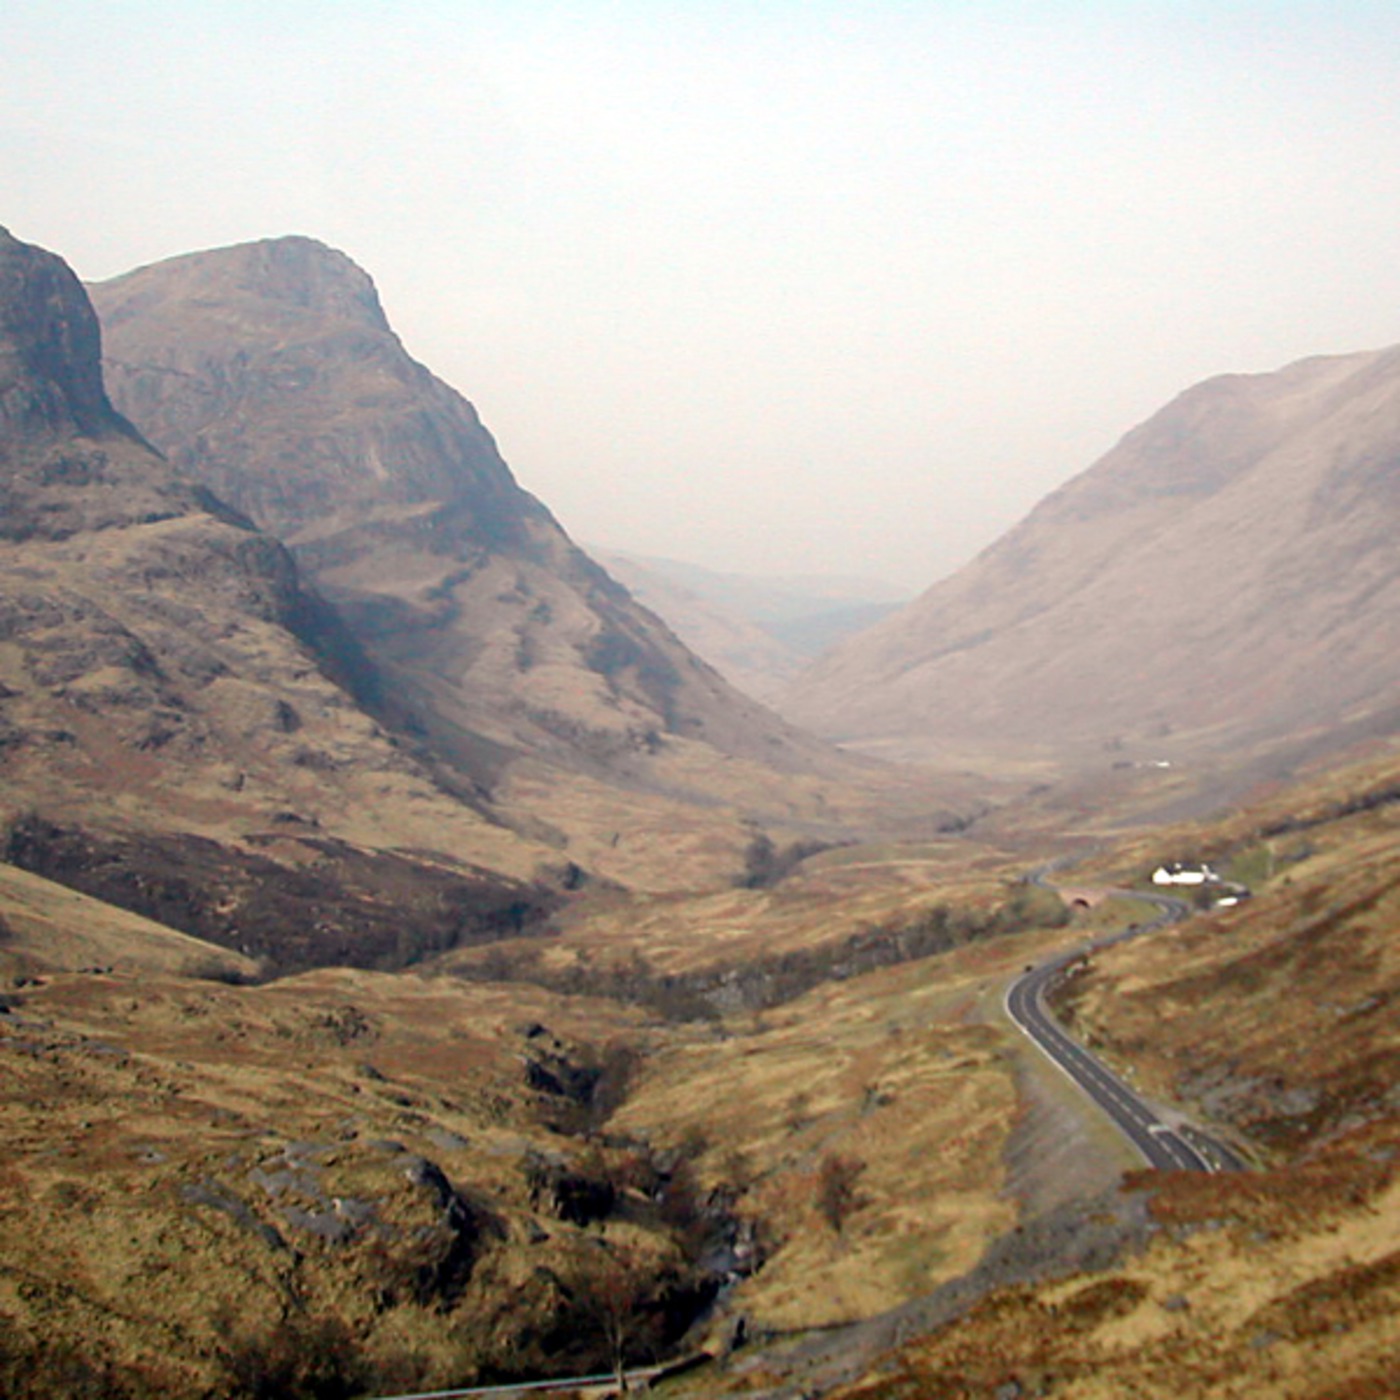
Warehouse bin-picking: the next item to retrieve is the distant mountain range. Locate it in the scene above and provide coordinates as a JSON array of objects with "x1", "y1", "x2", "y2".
[
  {"x1": 784, "y1": 345, "x2": 1400, "y2": 783},
  {"x1": 590, "y1": 549, "x2": 906, "y2": 703}
]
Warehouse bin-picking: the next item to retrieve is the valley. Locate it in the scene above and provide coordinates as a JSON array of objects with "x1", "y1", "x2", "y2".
[
  {"x1": 1, "y1": 221, "x2": 1398, "y2": 1400},
  {"x1": 7, "y1": 741, "x2": 1400, "y2": 1399}
]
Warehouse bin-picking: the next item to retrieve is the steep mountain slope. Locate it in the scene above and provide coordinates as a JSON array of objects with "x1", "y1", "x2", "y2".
[
  {"x1": 785, "y1": 347, "x2": 1400, "y2": 776},
  {"x1": 92, "y1": 239, "x2": 893, "y2": 886},
  {"x1": 0, "y1": 225, "x2": 555, "y2": 969}
]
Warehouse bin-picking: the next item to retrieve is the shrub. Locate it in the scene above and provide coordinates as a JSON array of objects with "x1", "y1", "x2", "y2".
[
  {"x1": 815, "y1": 1153, "x2": 866, "y2": 1235},
  {"x1": 218, "y1": 1311, "x2": 370, "y2": 1399}
]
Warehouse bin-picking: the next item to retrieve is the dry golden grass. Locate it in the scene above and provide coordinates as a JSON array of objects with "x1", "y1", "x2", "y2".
[
  {"x1": 784, "y1": 745, "x2": 1400, "y2": 1399},
  {"x1": 1060, "y1": 778, "x2": 1400, "y2": 1163},
  {"x1": 448, "y1": 838, "x2": 1021, "y2": 981},
  {"x1": 0, "y1": 822, "x2": 1107, "y2": 1388},
  {"x1": 611, "y1": 924, "x2": 1105, "y2": 1333},
  {"x1": 0, "y1": 863, "x2": 258, "y2": 980},
  {"x1": 816, "y1": 1121, "x2": 1400, "y2": 1400},
  {"x1": 0, "y1": 923, "x2": 672, "y2": 1392},
  {"x1": 643, "y1": 741, "x2": 1400, "y2": 1397},
  {"x1": 9, "y1": 736, "x2": 1400, "y2": 1394}
]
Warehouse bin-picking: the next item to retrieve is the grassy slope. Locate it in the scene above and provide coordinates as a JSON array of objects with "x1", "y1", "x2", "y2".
[
  {"x1": 0, "y1": 833, "x2": 1100, "y2": 1390},
  {"x1": 742, "y1": 744, "x2": 1400, "y2": 1399},
  {"x1": 0, "y1": 864, "x2": 258, "y2": 980},
  {"x1": 0, "y1": 880, "x2": 678, "y2": 1393},
  {"x1": 7, "y1": 741, "x2": 1400, "y2": 1397}
]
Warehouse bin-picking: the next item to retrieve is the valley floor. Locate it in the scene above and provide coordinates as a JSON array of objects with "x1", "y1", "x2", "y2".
[{"x1": 4, "y1": 744, "x2": 1400, "y2": 1397}]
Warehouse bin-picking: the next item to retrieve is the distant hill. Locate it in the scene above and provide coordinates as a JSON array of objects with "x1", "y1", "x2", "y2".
[
  {"x1": 91, "y1": 237, "x2": 906, "y2": 888},
  {"x1": 784, "y1": 345, "x2": 1400, "y2": 781},
  {"x1": 589, "y1": 550, "x2": 806, "y2": 704},
  {"x1": 593, "y1": 549, "x2": 906, "y2": 703},
  {"x1": 615, "y1": 554, "x2": 907, "y2": 654}
]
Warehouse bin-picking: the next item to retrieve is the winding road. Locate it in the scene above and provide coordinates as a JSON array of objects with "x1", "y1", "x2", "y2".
[{"x1": 1005, "y1": 890, "x2": 1246, "y2": 1173}]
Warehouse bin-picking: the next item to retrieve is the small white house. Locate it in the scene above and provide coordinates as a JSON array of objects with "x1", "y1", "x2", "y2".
[{"x1": 1152, "y1": 862, "x2": 1216, "y2": 887}]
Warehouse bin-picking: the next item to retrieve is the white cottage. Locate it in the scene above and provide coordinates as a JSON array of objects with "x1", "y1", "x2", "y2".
[{"x1": 1151, "y1": 862, "x2": 1216, "y2": 887}]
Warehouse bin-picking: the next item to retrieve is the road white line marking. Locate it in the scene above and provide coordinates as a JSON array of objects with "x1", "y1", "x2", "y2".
[{"x1": 1004, "y1": 898, "x2": 1231, "y2": 1176}]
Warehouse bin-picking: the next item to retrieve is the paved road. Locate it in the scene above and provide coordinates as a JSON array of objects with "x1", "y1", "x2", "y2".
[{"x1": 1005, "y1": 891, "x2": 1245, "y2": 1173}]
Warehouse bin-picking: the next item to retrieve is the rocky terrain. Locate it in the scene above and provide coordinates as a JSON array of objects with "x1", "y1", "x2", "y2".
[
  {"x1": 785, "y1": 346, "x2": 1400, "y2": 789},
  {"x1": 0, "y1": 871, "x2": 723, "y2": 1397},
  {"x1": 91, "y1": 240, "x2": 911, "y2": 891}
]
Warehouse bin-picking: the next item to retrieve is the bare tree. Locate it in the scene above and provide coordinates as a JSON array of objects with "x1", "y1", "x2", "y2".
[
  {"x1": 815, "y1": 1153, "x2": 866, "y2": 1235},
  {"x1": 570, "y1": 1242, "x2": 650, "y2": 1393}
]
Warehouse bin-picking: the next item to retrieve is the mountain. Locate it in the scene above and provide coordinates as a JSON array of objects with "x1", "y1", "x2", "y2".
[
  {"x1": 0, "y1": 225, "x2": 558, "y2": 970},
  {"x1": 611, "y1": 554, "x2": 906, "y2": 651},
  {"x1": 91, "y1": 238, "x2": 899, "y2": 889},
  {"x1": 590, "y1": 549, "x2": 906, "y2": 704},
  {"x1": 784, "y1": 346, "x2": 1400, "y2": 779},
  {"x1": 586, "y1": 550, "x2": 807, "y2": 703}
]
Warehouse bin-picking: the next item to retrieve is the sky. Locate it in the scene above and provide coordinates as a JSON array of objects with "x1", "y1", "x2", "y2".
[{"x1": 6, "y1": 2, "x2": 1400, "y2": 591}]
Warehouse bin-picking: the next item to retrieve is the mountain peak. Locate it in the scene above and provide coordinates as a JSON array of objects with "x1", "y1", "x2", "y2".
[
  {"x1": 94, "y1": 237, "x2": 875, "y2": 889},
  {"x1": 99, "y1": 235, "x2": 391, "y2": 338}
]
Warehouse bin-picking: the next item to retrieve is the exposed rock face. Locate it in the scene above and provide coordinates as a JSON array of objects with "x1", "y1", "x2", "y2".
[
  {"x1": 93, "y1": 237, "x2": 875, "y2": 886},
  {"x1": 0, "y1": 226, "x2": 554, "y2": 966},
  {"x1": 785, "y1": 346, "x2": 1400, "y2": 774},
  {"x1": 0, "y1": 223, "x2": 119, "y2": 441},
  {"x1": 93, "y1": 237, "x2": 539, "y2": 555},
  {"x1": 0, "y1": 226, "x2": 234, "y2": 543}
]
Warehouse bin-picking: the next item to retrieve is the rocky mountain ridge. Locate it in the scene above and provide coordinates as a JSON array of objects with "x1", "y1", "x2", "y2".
[{"x1": 92, "y1": 237, "x2": 897, "y2": 889}]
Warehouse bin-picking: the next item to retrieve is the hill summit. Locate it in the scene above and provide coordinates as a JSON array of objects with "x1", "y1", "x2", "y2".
[{"x1": 0, "y1": 226, "x2": 565, "y2": 969}]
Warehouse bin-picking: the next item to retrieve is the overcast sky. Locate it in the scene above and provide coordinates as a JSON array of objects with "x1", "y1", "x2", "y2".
[{"x1": 7, "y1": 2, "x2": 1400, "y2": 590}]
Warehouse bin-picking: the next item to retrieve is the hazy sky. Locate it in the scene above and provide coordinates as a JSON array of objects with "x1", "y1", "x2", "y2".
[{"x1": 7, "y1": 2, "x2": 1400, "y2": 590}]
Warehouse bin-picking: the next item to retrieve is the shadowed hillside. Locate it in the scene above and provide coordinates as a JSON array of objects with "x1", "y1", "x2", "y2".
[
  {"x1": 92, "y1": 238, "x2": 933, "y2": 889},
  {"x1": 0, "y1": 224, "x2": 561, "y2": 970}
]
